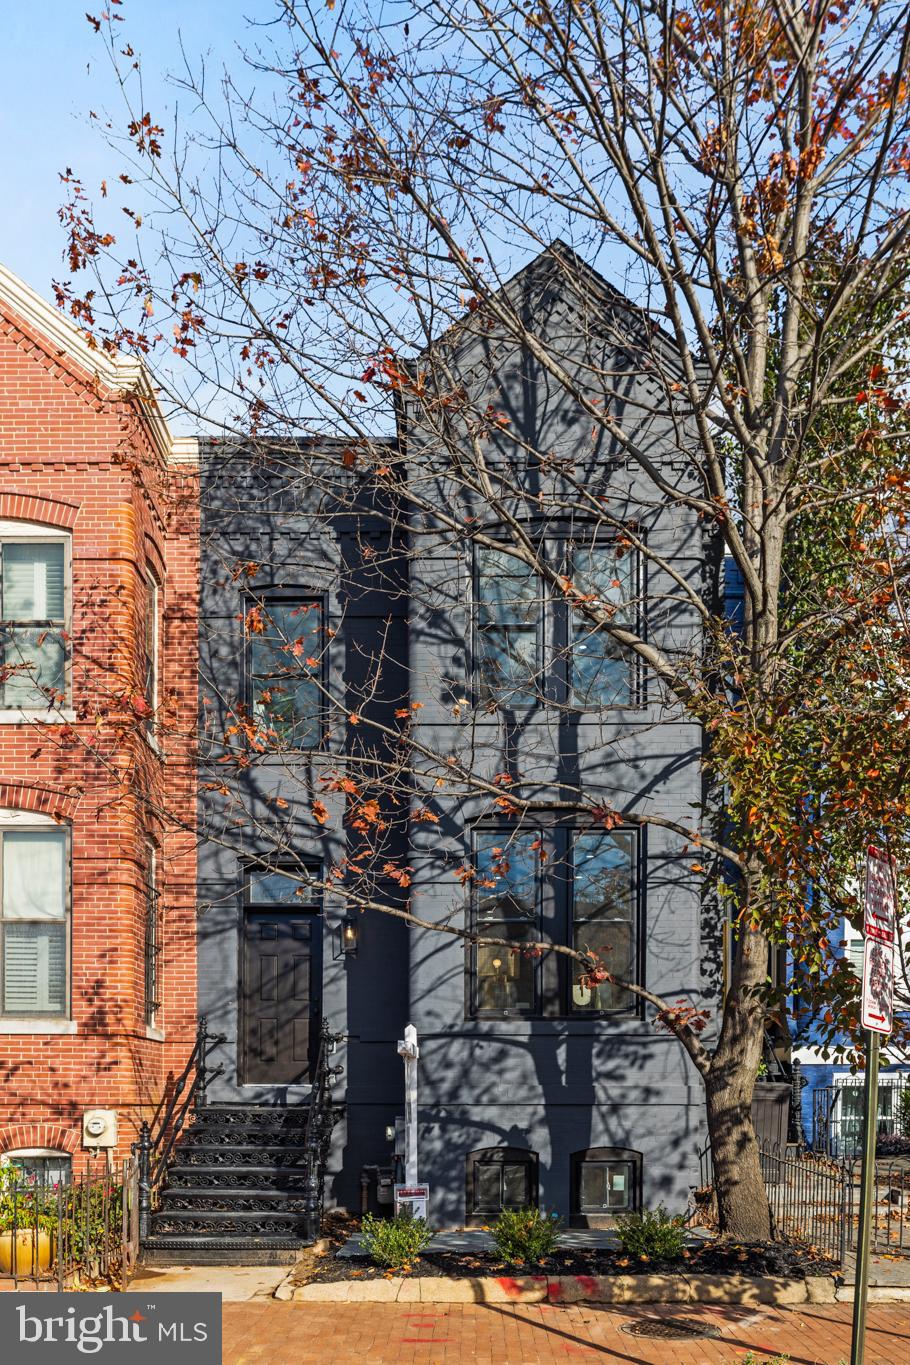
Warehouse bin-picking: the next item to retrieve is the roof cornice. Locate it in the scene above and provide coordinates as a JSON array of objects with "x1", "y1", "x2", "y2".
[{"x1": 0, "y1": 262, "x2": 189, "y2": 465}]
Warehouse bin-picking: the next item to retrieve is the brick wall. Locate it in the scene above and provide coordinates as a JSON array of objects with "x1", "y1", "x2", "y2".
[{"x1": 0, "y1": 285, "x2": 198, "y2": 1170}]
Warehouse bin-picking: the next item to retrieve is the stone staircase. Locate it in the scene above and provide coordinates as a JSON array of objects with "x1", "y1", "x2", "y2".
[{"x1": 142, "y1": 1105, "x2": 319, "y2": 1265}]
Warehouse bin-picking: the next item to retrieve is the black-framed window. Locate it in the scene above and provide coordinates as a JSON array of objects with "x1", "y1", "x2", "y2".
[
  {"x1": 473, "y1": 831, "x2": 540, "y2": 1015},
  {"x1": 566, "y1": 544, "x2": 638, "y2": 707},
  {"x1": 570, "y1": 829, "x2": 637, "y2": 1013},
  {"x1": 475, "y1": 549, "x2": 541, "y2": 705},
  {"x1": 0, "y1": 823, "x2": 70, "y2": 1017},
  {"x1": 245, "y1": 865, "x2": 322, "y2": 910},
  {"x1": 470, "y1": 824, "x2": 641, "y2": 1019},
  {"x1": 570, "y1": 1147, "x2": 642, "y2": 1225},
  {"x1": 466, "y1": 1147, "x2": 538, "y2": 1223},
  {"x1": 472, "y1": 535, "x2": 639, "y2": 709},
  {"x1": 143, "y1": 845, "x2": 160, "y2": 1028},
  {"x1": 0, "y1": 534, "x2": 69, "y2": 710},
  {"x1": 247, "y1": 597, "x2": 323, "y2": 747}
]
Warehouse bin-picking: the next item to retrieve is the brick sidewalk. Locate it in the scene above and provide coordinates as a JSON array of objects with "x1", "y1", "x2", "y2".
[{"x1": 222, "y1": 1299, "x2": 910, "y2": 1364}]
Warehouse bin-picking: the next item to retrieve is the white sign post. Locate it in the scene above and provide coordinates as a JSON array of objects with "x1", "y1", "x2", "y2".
[
  {"x1": 861, "y1": 846, "x2": 897, "y2": 1034},
  {"x1": 395, "y1": 1023, "x2": 429, "y2": 1218},
  {"x1": 851, "y1": 847, "x2": 898, "y2": 1365}
]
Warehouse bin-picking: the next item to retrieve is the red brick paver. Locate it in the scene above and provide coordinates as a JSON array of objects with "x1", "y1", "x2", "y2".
[{"x1": 222, "y1": 1300, "x2": 910, "y2": 1364}]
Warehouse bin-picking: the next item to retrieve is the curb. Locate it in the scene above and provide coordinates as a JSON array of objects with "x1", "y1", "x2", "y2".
[
  {"x1": 281, "y1": 1273, "x2": 838, "y2": 1306},
  {"x1": 834, "y1": 1285, "x2": 910, "y2": 1303}
]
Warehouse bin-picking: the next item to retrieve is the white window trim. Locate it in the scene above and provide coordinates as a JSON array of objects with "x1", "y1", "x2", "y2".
[
  {"x1": 0, "y1": 520, "x2": 72, "y2": 718},
  {"x1": 1, "y1": 1148, "x2": 72, "y2": 1161},
  {"x1": 143, "y1": 567, "x2": 160, "y2": 751},
  {"x1": 0, "y1": 709, "x2": 77, "y2": 726},
  {"x1": 144, "y1": 843, "x2": 159, "y2": 1031}
]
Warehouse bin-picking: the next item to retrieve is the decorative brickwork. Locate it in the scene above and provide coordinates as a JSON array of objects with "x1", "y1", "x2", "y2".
[{"x1": 0, "y1": 267, "x2": 198, "y2": 1172}]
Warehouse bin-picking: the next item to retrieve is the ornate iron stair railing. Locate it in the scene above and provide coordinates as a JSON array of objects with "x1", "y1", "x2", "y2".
[
  {"x1": 302, "y1": 1020, "x2": 345, "y2": 1241},
  {"x1": 135, "y1": 1016, "x2": 226, "y2": 1240}
]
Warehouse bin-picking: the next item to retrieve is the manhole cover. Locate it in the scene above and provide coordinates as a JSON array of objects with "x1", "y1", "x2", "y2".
[{"x1": 620, "y1": 1317, "x2": 723, "y2": 1340}]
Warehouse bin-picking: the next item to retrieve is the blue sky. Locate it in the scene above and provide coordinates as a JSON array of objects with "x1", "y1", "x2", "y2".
[{"x1": 0, "y1": 0, "x2": 252, "y2": 302}]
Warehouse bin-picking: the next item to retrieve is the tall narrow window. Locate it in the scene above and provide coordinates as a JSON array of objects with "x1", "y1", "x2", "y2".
[
  {"x1": 0, "y1": 535, "x2": 68, "y2": 710},
  {"x1": 473, "y1": 830, "x2": 540, "y2": 1015},
  {"x1": 142, "y1": 570, "x2": 158, "y2": 734},
  {"x1": 0, "y1": 824, "x2": 69, "y2": 1016},
  {"x1": 475, "y1": 549, "x2": 541, "y2": 705},
  {"x1": 143, "y1": 846, "x2": 160, "y2": 1027},
  {"x1": 569, "y1": 544, "x2": 637, "y2": 706},
  {"x1": 249, "y1": 599, "x2": 323, "y2": 747},
  {"x1": 571, "y1": 830, "x2": 637, "y2": 1012}
]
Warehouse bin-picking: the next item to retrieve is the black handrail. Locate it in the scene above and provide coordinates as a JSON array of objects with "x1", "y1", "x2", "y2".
[
  {"x1": 302, "y1": 1019, "x2": 344, "y2": 1242},
  {"x1": 134, "y1": 1016, "x2": 225, "y2": 1238}
]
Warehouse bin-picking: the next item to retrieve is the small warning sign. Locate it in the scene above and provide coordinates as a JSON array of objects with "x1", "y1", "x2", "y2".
[
  {"x1": 393, "y1": 1183, "x2": 429, "y2": 1220},
  {"x1": 862, "y1": 847, "x2": 897, "y2": 1035}
]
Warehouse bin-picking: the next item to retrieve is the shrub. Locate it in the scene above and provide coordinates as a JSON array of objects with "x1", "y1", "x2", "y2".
[
  {"x1": 875, "y1": 1133, "x2": 910, "y2": 1158},
  {"x1": 898, "y1": 1086, "x2": 910, "y2": 1139},
  {"x1": 360, "y1": 1211, "x2": 433, "y2": 1269},
  {"x1": 0, "y1": 1165, "x2": 57, "y2": 1236},
  {"x1": 491, "y1": 1207, "x2": 562, "y2": 1264},
  {"x1": 614, "y1": 1206, "x2": 686, "y2": 1260}
]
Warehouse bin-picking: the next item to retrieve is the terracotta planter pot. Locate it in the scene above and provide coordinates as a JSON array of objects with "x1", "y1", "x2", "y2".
[{"x1": 0, "y1": 1229, "x2": 54, "y2": 1274}]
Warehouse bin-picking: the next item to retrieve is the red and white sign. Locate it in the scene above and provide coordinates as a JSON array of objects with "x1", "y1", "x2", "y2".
[
  {"x1": 394, "y1": 1183, "x2": 430, "y2": 1220},
  {"x1": 861, "y1": 847, "x2": 897, "y2": 1034}
]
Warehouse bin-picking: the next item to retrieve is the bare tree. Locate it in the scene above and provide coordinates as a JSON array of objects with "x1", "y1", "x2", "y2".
[{"x1": 59, "y1": 0, "x2": 910, "y2": 1238}]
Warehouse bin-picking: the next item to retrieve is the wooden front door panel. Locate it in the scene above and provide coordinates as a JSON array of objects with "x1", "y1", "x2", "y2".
[{"x1": 242, "y1": 912, "x2": 318, "y2": 1084}]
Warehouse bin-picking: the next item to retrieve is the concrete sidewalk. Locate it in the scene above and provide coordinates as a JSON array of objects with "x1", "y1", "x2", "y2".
[
  {"x1": 221, "y1": 1299, "x2": 910, "y2": 1363},
  {"x1": 129, "y1": 1264, "x2": 288, "y2": 1301}
]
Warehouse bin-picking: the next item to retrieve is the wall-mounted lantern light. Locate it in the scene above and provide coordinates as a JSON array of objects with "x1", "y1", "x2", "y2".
[{"x1": 334, "y1": 912, "x2": 359, "y2": 959}]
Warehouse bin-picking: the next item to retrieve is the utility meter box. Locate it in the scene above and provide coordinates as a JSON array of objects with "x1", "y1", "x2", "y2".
[{"x1": 82, "y1": 1109, "x2": 118, "y2": 1149}]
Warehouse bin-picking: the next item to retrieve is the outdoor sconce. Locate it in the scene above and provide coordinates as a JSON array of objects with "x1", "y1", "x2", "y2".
[{"x1": 334, "y1": 913, "x2": 360, "y2": 959}]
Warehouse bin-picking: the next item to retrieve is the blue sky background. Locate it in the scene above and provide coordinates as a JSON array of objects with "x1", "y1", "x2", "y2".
[{"x1": 0, "y1": 1, "x2": 253, "y2": 302}]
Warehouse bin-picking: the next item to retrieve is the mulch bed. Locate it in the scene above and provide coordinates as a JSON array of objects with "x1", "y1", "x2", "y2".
[{"x1": 293, "y1": 1213, "x2": 837, "y2": 1286}]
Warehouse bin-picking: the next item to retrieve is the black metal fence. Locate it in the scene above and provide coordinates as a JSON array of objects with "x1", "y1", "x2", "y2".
[
  {"x1": 812, "y1": 1075, "x2": 910, "y2": 1156},
  {"x1": 699, "y1": 1139, "x2": 850, "y2": 1263},
  {"x1": 0, "y1": 1157, "x2": 139, "y2": 1290},
  {"x1": 698, "y1": 1137, "x2": 910, "y2": 1262},
  {"x1": 843, "y1": 1156, "x2": 910, "y2": 1256}
]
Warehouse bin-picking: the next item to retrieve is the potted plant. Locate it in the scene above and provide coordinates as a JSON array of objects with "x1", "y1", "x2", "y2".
[{"x1": 0, "y1": 1166, "x2": 57, "y2": 1274}]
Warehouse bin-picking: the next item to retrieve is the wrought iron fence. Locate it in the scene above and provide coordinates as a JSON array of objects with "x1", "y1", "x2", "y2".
[
  {"x1": 698, "y1": 1139, "x2": 850, "y2": 1263},
  {"x1": 698, "y1": 1135, "x2": 910, "y2": 1262},
  {"x1": 843, "y1": 1156, "x2": 910, "y2": 1256},
  {"x1": 0, "y1": 1156, "x2": 139, "y2": 1290},
  {"x1": 812, "y1": 1075, "x2": 910, "y2": 1156}
]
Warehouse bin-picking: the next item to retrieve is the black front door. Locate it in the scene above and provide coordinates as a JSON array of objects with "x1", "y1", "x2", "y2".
[{"x1": 241, "y1": 912, "x2": 319, "y2": 1084}]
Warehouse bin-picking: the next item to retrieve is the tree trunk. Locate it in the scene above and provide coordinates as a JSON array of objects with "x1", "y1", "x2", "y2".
[
  {"x1": 705, "y1": 914, "x2": 774, "y2": 1241},
  {"x1": 705, "y1": 1065, "x2": 772, "y2": 1241}
]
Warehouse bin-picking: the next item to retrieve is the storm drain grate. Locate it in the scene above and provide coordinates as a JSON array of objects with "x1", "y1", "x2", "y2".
[{"x1": 620, "y1": 1316, "x2": 723, "y2": 1341}]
